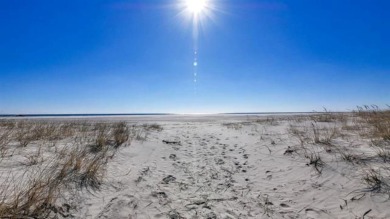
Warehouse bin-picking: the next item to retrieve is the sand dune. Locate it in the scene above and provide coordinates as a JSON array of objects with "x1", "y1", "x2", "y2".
[{"x1": 0, "y1": 113, "x2": 389, "y2": 218}]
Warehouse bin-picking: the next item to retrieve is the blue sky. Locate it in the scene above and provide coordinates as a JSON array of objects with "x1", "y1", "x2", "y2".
[{"x1": 0, "y1": 0, "x2": 389, "y2": 114}]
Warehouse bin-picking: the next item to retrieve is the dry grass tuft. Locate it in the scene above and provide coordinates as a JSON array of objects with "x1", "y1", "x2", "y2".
[
  {"x1": 362, "y1": 169, "x2": 389, "y2": 193},
  {"x1": 311, "y1": 122, "x2": 340, "y2": 147},
  {"x1": 90, "y1": 123, "x2": 109, "y2": 153},
  {"x1": 307, "y1": 151, "x2": 324, "y2": 174},
  {"x1": 112, "y1": 122, "x2": 130, "y2": 147},
  {"x1": 77, "y1": 152, "x2": 108, "y2": 190},
  {"x1": 0, "y1": 162, "x2": 72, "y2": 219},
  {"x1": 288, "y1": 122, "x2": 340, "y2": 150},
  {"x1": 23, "y1": 152, "x2": 44, "y2": 166},
  {"x1": 255, "y1": 117, "x2": 278, "y2": 126},
  {"x1": 288, "y1": 125, "x2": 310, "y2": 147},
  {"x1": 142, "y1": 123, "x2": 163, "y2": 132},
  {"x1": 0, "y1": 129, "x2": 13, "y2": 159},
  {"x1": 0, "y1": 119, "x2": 136, "y2": 218},
  {"x1": 339, "y1": 150, "x2": 359, "y2": 163},
  {"x1": 222, "y1": 123, "x2": 243, "y2": 130},
  {"x1": 370, "y1": 140, "x2": 390, "y2": 162},
  {"x1": 0, "y1": 147, "x2": 111, "y2": 217},
  {"x1": 15, "y1": 122, "x2": 34, "y2": 147},
  {"x1": 310, "y1": 108, "x2": 347, "y2": 123},
  {"x1": 355, "y1": 105, "x2": 390, "y2": 140}
]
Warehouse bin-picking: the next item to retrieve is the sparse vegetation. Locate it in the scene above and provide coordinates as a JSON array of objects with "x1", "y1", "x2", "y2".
[
  {"x1": 112, "y1": 122, "x2": 130, "y2": 147},
  {"x1": 0, "y1": 107, "x2": 389, "y2": 218},
  {"x1": 371, "y1": 140, "x2": 390, "y2": 162},
  {"x1": 254, "y1": 117, "x2": 278, "y2": 126},
  {"x1": 288, "y1": 106, "x2": 390, "y2": 197},
  {"x1": 288, "y1": 121, "x2": 340, "y2": 152},
  {"x1": 311, "y1": 108, "x2": 340, "y2": 123},
  {"x1": 307, "y1": 151, "x2": 324, "y2": 174},
  {"x1": 258, "y1": 194, "x2": 274, "y2": 216},
  {"x1": 0, "y1": 119, "x2": 138, "y2": 218},
  {"x1": 354, "y1": 105, "x2": 390, "y2": 140},
  {"x1": 363, "y1": 169, "x2": 389, "y2": 193},
  {"x1": 339, "y1": 149, "x2": 360, "y2": 164},
  {"x1": 222, "y1": 122, "x2": 243, "y2": 130},
  {"x1": 90, "y1": 123, "x2": 109, "y2": 153},
  {"x1": 142, "y1": 123, "x2": 163, "y2": 132},
  {"x1": 311, "y1": 122, "x2": 340, "y2": 146},
  {"x1": 0, "y1": 128, "x2": 13, "y2": 159}
]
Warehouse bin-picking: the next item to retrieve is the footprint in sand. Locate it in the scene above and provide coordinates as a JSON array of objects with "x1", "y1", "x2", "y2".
[
  {"x1": 161, "y1": 175, "x2": 176, "y2": 184},
  {"x1": 280, "y1": 203, "x2": 290, "y2": 208},
  {"x1": 169, "y1": 154, "x2": 177, "y2": 161},
  {"x1": 96, "y1": 195, "x2": 137, "y2": 219},
  {"x1": 304, "y1": 208, "x2": 332, "y2": 219},
  {"x1": 215, "y1": 158, "x2": 225, "y2": 165}
]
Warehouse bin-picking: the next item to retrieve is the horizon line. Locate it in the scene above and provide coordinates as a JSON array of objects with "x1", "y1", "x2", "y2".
[{"x1": 0, "y1": 111, "x2": 352, "y2": 118}]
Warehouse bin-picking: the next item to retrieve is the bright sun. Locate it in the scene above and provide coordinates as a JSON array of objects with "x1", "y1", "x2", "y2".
[{"x1": 185, "y1": 0, "x2": 208, "y2": 14}]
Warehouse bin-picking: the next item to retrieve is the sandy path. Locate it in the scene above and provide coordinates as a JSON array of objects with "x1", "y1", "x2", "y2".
[{"x1": 73, "y1": 118, "x2": 389, "y2": 219}]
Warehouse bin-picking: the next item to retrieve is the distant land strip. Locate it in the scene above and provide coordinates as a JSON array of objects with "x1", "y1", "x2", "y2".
[{"x1": 0, "y1": 112, "x2": 349, "y2": 118}]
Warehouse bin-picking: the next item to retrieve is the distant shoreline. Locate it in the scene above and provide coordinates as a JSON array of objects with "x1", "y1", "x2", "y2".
[{"x1": 0, "y1": 111, "x2": 348, "y2": 118}]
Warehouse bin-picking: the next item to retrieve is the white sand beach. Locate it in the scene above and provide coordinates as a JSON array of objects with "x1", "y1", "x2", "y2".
[{"x1": 0, "y1": 113, "x2": 389, "y2": 218}]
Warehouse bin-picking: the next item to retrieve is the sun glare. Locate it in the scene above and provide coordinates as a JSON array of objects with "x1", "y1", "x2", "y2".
[
  {"x1": 178, "y1": 0, "x2": 217, "y2": 95},
  {"x1": 186, "y1": 0, "x2": 208, "y2": 14}
]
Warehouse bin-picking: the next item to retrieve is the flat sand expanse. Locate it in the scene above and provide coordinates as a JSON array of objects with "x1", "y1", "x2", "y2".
[{"x1": 1, "y1": 114, "x2": 389, "y2": 218}]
